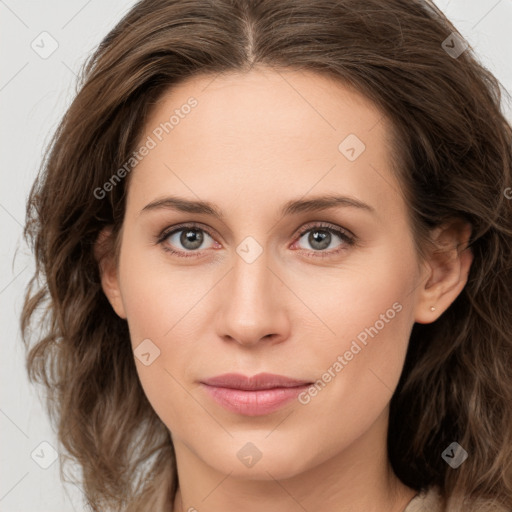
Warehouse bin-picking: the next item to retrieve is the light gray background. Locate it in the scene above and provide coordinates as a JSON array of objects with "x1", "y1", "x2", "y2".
[{"x1": 1, "y1": 1, "x2": 511, "y2": 511}]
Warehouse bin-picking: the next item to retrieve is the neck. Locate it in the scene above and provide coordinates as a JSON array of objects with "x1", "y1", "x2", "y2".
[{"x1": 171, "y1": 408, "x2": 417, "y2": 512}]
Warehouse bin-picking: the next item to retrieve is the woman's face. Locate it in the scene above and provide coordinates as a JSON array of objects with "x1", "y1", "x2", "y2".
[{"x1": 102, "y1": 67, "x2": 431, "y2": 480}]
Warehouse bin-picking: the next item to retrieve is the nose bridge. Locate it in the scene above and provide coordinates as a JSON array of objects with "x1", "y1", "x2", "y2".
[
  {"x1": 231, "y1": 243, "x2": 275, "y2": 317},
  {"x1": 217, "y1": 239, "x2": 289, "y2": 345}
]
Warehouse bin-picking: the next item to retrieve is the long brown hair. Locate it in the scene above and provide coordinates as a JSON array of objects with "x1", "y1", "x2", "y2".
[{"x1": 21, "y1": 1, "x2": 512, "y2": 510}]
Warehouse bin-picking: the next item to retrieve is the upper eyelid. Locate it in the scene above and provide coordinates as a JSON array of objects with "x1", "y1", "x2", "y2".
[
  {"x1": 297, "y1": 222, "x2": 354, "y2": 238},
  {"x1": 162, "y1": 222, "x2": 216, "y2": 239}
]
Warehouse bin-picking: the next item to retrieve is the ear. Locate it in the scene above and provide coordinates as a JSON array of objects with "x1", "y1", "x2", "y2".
[
  {"x1": 414, "y1": 219, "x2": 473, "y2": 324},
  {"x1": 94, "y1": 226, "x2": 127, "y2": 319}
]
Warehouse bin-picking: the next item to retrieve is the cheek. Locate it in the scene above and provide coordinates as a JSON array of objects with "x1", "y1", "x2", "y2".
[
  {"x1": 293, "y1": 241, "x2": 418, "y2": 404},
  {"x1": 116, "y1": 239, "x2": 212, "y2": 429},
  {"x1": 117, "y1": 235, "x2": 198, "y2": 342},
  {"x1": 297, "y1": 240, "x2": 416, "y2": 352}
]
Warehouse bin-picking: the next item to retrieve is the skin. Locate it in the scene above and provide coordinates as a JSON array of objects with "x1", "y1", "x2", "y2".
[{"x1": 97, "y1": 67, "x2": 473, "y2": 512}]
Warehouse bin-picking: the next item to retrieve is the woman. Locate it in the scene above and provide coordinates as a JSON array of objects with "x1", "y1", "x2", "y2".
[{"x1": 21, "y1": 0, "x2": 512, "y2": 511}]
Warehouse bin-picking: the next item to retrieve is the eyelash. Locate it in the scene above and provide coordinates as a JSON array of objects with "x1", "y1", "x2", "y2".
[{"x1": 156, "y1": 221, "x2": 356, "y2": 259}]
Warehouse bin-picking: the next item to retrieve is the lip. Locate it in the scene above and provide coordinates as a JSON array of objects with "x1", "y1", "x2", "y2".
[{"x1": 200, "y1": 372, "x2": 312, "y2": 416}]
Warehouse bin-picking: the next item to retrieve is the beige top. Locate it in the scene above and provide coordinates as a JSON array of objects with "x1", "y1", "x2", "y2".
[
  {"x1": 404, "y1": 488, "x2": 443, "y2": 511},
  {"x1": 403, "y1": 487, "x2": 508, "y2": 512}
]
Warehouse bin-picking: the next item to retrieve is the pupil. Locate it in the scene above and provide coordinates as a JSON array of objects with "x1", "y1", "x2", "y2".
[
  {"x1": 181, "y1": 229, "x2": 203, "y2": 249},
  {"x1": 310, "y1": 230, "x2": 330, "y2": 250}
]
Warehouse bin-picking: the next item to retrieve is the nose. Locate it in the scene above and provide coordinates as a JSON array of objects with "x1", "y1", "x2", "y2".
[{"x1": 215, "y1": 247, "x2": 291, "y2": 347}]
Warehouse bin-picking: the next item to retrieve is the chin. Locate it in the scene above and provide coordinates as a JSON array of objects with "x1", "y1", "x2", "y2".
[{"x1": 197, "y1": 437, "x2": 316, "y2": 481}]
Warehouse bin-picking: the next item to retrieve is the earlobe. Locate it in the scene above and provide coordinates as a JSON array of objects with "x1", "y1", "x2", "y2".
[
  {"x1": 94, "y1": 227, "x2": 127, "y2": 319},
  {"x1": 414, "y1": 220, "x2": 473, "y2": 324}
]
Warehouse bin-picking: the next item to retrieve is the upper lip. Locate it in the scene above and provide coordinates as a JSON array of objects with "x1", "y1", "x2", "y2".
[{"x1": 201, "y1": 372, "x2": 312, "y2": 391}]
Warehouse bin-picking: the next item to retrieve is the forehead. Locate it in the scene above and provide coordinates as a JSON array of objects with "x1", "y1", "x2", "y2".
[
  {"x1": 146, "y1": 67, "x2": 389, "y2": 150},
  {"x1": 127, "y1": 67, "x2": 404, "y2": 221}
]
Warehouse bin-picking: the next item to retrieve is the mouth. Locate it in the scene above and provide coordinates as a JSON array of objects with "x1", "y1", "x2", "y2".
[{"x1": 200, "y1": 372, "x2": 313, "y2": 416}]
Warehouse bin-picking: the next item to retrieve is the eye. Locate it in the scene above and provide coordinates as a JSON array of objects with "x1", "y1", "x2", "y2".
[
  {"x1": 293, "y1": 222, "x2": 355, "y2": 258},
  {"x1": 156, "y1": 221, "x2": 356, "y2": 259},
  {"x1": 157, "y1": 223, "x2": 218, "y2": 258}
]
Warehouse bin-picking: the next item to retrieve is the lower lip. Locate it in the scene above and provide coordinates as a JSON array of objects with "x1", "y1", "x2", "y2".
[{"x1": 201, "y1": 384, "x2": 310, "y2": 416}]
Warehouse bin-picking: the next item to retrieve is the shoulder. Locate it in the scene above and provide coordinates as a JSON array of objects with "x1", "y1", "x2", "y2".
[{"x1": 404, "y1": 486, "x2": 509, "y2": 512}]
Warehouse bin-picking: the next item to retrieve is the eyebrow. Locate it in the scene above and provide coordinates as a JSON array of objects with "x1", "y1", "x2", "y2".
[{"x1": 140, "y1": 194, "x2": 376, "y2": 218}]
